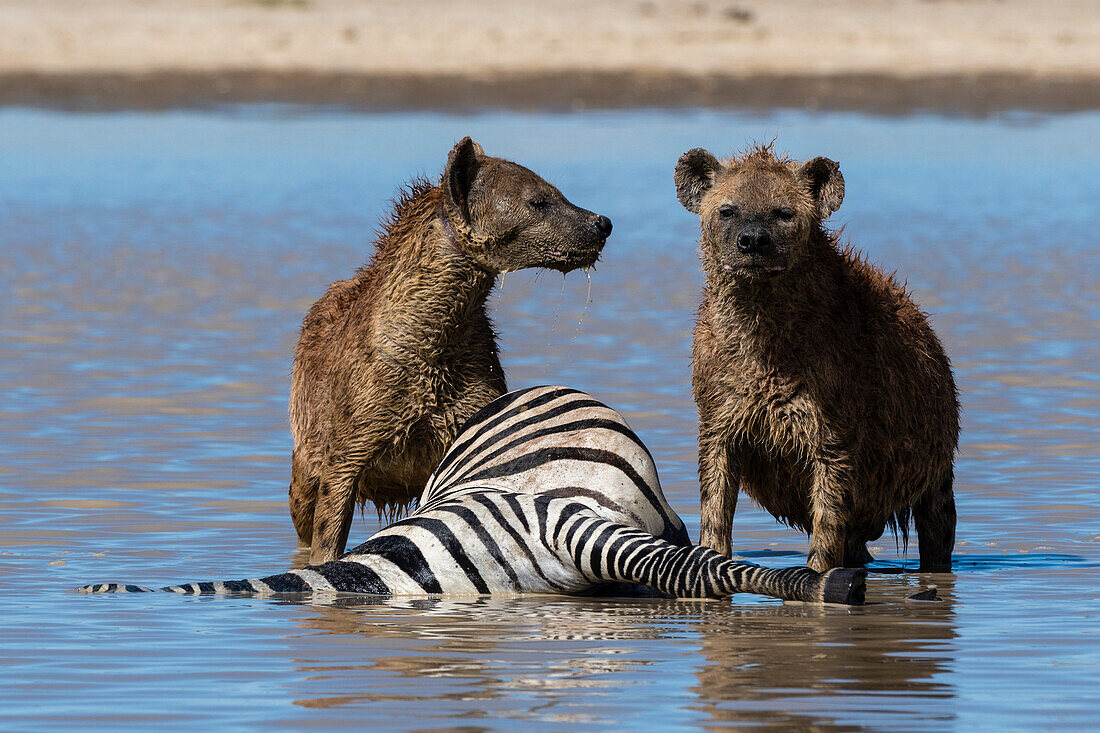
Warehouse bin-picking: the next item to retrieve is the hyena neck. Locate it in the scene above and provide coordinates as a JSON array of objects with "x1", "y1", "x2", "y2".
[
  {"x1": 370, "y1": 186, "x2": 497, "y2": 359},
  {"x1": 709, "y1": 229, "x2": 845, "y2": 353}
]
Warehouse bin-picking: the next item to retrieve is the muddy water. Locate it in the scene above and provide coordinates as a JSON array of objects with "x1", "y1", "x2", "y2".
[{"x1": 1, "y1": 108, "x2": 1098, "y2": 730}]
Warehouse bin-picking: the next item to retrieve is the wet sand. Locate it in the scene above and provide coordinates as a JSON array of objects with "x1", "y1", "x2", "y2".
[
  {"x1": 8, "y1": 70, "x2": 1100, "y2": 115},
  {"x1": 3, "y1": 0, "x2": 1100, "y2": 113}
]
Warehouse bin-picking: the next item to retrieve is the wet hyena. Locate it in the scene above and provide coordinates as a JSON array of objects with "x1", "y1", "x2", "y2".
[
  {"x1": 290, "y1": 137, "x2": 613, "y2": 564},
  {"x1": 676, "y1": 143, "x2": 959, "y2": 572}
]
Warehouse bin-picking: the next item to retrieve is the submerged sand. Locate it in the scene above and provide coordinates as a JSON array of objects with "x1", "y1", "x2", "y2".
[{"x1": 2, "y1": 0, "x2": 1099, "y2": 112}]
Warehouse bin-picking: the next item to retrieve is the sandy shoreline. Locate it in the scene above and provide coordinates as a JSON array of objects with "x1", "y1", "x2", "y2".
[{"x1": 3, "y1": 0, "x2": 1100, "y2": 113}]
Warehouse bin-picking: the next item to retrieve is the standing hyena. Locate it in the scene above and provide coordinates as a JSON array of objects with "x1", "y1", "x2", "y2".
[
  {"x1": 290, "y1": 137, "x2": 613, "y2": 564},
  {"x1": 674, "y1": 143, "x2": 959, "y2": 572}
]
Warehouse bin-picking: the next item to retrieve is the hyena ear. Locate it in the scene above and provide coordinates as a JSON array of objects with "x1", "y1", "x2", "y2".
[
  {"x1": 674, "y1": 148, "x2": 721, "y2": 214},
  {"x1": 443, "y1": 136, "x2": 483, "y2": 225},
  {"x1": 798, "y1": 156, "x2": 845, "y2": 217}
]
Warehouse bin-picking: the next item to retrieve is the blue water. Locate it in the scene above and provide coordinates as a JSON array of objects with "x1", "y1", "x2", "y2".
[{"x1": 1, "y1": 107, "x2": 1098, "y2": 730}]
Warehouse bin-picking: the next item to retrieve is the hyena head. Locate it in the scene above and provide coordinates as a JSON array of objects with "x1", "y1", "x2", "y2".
[
  {"x1": 674, "y1": 143, "x2": 845, "y2": 283},
  {"x1": 441, "y1": 137, "x2": 612, "y2": 273}
]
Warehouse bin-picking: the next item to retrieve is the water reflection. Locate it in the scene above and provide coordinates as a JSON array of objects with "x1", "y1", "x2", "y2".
[
  {"x1": 690, "y1": 582, "x2": 957, "y2": 728},
  {"x1": 260, "y1": 577, "x2": 957, "y2": 729}
]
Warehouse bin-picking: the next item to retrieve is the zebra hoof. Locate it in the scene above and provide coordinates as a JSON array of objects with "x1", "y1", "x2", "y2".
[{"x1": 819, "y1": 568, "x2": 867, "y2": 605}]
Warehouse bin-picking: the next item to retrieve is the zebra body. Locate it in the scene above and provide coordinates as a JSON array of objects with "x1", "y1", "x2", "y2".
[{"x1": 79, "y1": 387, "x2": 865, "y2": 604}]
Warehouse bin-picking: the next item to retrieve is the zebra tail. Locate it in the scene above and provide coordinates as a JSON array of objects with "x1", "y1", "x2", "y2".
[{"x1": 566, "y1": 517, "x2": 866, "y2": 605}]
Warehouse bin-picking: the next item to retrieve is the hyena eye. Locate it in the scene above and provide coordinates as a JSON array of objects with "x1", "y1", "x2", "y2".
[
  {"x1": 774, "y1": 207, "x2": 795, "y2": 221},
  {"x1": 719, "y1": 205, "x2": 737, "y2": 219},
  {"x1": 528, "y1": 198, "x2": 551, "y2": 211}
]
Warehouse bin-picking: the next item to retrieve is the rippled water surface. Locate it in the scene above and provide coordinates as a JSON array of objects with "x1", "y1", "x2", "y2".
[{"x1": 2, "y1": 108, "x2": 1098, "y2": 730}]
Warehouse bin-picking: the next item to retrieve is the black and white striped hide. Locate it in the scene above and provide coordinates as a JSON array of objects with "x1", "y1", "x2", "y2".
[{"x1": 79, "y1": 386, "x2": 866, "y2": 605}]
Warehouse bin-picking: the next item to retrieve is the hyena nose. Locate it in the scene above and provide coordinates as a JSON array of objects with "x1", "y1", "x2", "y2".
[
  {"x1": 737, "y1": 228, "x2": 772, "y2": 254},
  {"x1": 594, "y1": 215, "x2": 613, "y2": 238}
]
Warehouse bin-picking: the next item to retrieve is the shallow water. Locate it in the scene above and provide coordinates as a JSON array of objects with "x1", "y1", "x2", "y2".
[{"x1": 1, "y1": 107, "x2": 1098, "y2": 730}]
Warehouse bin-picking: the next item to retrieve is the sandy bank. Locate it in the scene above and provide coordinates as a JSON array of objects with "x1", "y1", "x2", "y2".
[{"x1": 2, "y1": 0, "x2": 1098, "y2": 112}]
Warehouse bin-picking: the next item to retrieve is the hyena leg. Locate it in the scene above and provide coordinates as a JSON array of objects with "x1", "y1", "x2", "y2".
[
  {"x1": 309, "y1": 457, "x2": 365, "y2": 565},
  {"x1": 841, "y1": 537, "x2": 876, "y2": 566},
  {"x1": 289, "y1": 448, "x2": 319, "y2": 547},
  {"x1": 699, "y1": 437, "x2": 737, "y2": 556},
  {"x1": 807, "y1": 456, "x2": 855, "y2": 572},
  {"x1": 914, "y1": 474, "x2": 956, "y2": 572}
]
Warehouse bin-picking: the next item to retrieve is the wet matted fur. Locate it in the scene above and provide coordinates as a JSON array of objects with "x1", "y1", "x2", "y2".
[
  {"x1": 290, "y1": 138, "x2": 613, "y2": 563},
  {"x1": 675, "y1": 143, "x2": 959, "y2": 572}
]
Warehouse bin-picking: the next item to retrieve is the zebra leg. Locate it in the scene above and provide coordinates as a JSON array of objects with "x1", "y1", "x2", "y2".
[
  {"x1": 557, "y1": 514, "x2": 866, "y2": 604},
  {"x1": 77, "y1": 562, "x2": 392, "y2": 596},
  {"x1": 77, "y1": 583, "x2": 156, "y2": 594}
]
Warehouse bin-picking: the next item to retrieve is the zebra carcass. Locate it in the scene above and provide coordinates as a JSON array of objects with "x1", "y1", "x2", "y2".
[{"x1": 78, "y1": 387, "x2": 866, "y2": 605}]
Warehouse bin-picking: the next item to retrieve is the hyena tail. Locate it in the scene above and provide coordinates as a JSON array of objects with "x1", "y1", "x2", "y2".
[{"x1": 563, "y1": 517, "x2": 867, "y2": 605}]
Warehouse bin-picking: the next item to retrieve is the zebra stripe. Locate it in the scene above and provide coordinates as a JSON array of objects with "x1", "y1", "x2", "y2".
[
  {"x1": 429, "y1": 387, "x2": 586, "y2": 487},
  {"x1": 292, "y1": 568, "x2": 335, "y2": 593},
  {"x1": 77, "y1": 386, "x2": 866, "y2": 605}
]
